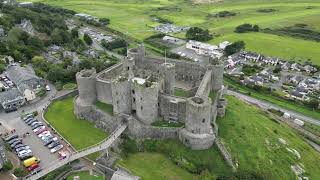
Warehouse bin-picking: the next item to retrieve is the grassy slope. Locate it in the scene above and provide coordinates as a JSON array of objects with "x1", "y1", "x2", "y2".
[
  {"x1": 67, "y1": 171, "x2": 104, "y2": 180},
  {"x1": 27, "y1": 0, "x2": 320, "y2": 64},
  {"x1": 224, "y1": 77, "x2": 320, "y2": 120},
  {"x1": 95, "y1": 101, "x2": 113, "y2": 115},
  {"x1": 45, "y1": 97, "x2": 107, "y2": 150},
  {"x1": 218, "y1": 96, "x2": 320, "y2": 179},
  {"x1": 117, "y1": 153, "x2": 195, "y2": 180}
]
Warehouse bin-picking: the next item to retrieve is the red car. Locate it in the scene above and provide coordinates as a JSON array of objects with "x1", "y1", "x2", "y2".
[
  {"x1": 35, "y1": 128, "x2": 47, "y2": 135},
  {"x1": 27, "y1": 163, "x2": 39, "y2": 171}
]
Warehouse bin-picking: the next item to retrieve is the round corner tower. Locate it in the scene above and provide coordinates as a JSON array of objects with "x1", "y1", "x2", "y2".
[
  {"x1": 161, "y1": 62, "x2": 176, "y2": 95},
  {"x1": 76, "y1": 68, "x2": 97, "y2": 105},
  {"x1": 185, "y1": 96, "x2": 212, "y2": 134},
  {"x1": 127, "y1": 44, "x2": 145, "y2": 67}
]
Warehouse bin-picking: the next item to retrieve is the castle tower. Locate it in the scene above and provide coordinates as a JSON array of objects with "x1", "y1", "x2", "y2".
[
  {"x1": 209, "y1": 57, "x2": 224, "y2": 91},
  {"x1": 131, "y1": 79, "x2": 159, "y2": 125},
  {"x1": 111, "y1": 76, "x2": 131, "y2": 115},
  {"x1": 185, "y1": 97, "x2": 212, "y2": 134},
  {"x1": 127, "y1": 44, "x2": 145, "y2": 67},
  {"x1": 76, "y1": 68, "x2": 97, "y2": 105},
  {"x1": 123, "y1": 57, "x2": 135, "y2": 78},
  {"x1": 161, "y1": 62, "x2": 176, "y2": 95},
  {"x1": 179, "y1": 96, "x2": 215, "y2": 150}
]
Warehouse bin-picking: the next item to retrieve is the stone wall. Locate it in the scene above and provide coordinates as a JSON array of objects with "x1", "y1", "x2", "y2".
[
  {"x1": 195, "y1": 69, "x2": 212, "y2": 98},
  {"x1": 74, "y1": 97, "x2": 120, "y2": 133},
  {"x1": 111, "y1": 80, "x2": 131, "y2": 114},
  {"x1": 179, "y1": 129, "x2": 215, "y2": 150},
  {"x1": 159, "y1": 94, "x2": 187, "y2": 122},
  {"x1": 127, "y1": 117, "x2": 182, "y2": 139}
]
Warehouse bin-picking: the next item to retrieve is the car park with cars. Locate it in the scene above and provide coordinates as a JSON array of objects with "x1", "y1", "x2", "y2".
[
  {"x1": 50, "y1": 144, "x2": 63, "y2": 153},
  {"x1": 48, "y1": 141, "x2": 60, "y2": 149}
]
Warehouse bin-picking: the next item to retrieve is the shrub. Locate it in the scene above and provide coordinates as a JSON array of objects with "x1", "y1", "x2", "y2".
[
  {"x1": 235, "y1": 24, "x2": 260, "y2": 33},
  {"x1": 13, "y1": 168, "x2": 28, "y2": 177},
  {"x1": 2, "y1": 161, "x2": 13, "y2": 171},
  {"x1": 120, "y1": 136, "x2": 139, "y2": 158},
  {"x1": 83, "y1": 33, "x2": 93, "y2": 45},
  {"x1": 224, "y1": 41, "x2": 245, "y2": 56},
  {"x1": 186, "y1": 27, "x2": 213, "y2": 42}
]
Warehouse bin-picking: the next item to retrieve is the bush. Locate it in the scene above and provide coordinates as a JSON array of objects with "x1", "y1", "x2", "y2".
[
  {"x1": 224, "y1": 41, "x2": 245, "y2": 56},
  {"x1": 83, "y1": 33, "x2": 93, "y2": 45},
  {"x1": 54, "y1": 81, "x2": 63, "y2": 91},
  {"x1": 186, "y1": 27, "x2": 213, "y2": 42},
  {"x1": 33, "y1": 111, "x2": 39, "y2": 117},
  {"x1": 13, "y1": 168, "x2": 28, "y2": 177},
  {"x1": 120, "y1": 136, "x2": 139, "y2": 158},
  {"x1": 101, "y1": 38, "x2": 127, "y2": 50},
  {"x1": 235, "y1": 24, "x2": 260, "y2": 33},
  {"x1": 2, "y1": 161, "x2": 13, "y2": 171}
]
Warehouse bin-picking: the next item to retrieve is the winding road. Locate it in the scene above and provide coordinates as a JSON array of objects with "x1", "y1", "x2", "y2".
[{"x1": 227, "y1": 90, "x2": 320, "y2": 126}]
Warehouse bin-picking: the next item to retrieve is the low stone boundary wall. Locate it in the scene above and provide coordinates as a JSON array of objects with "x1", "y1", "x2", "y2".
[
  {"x1": 128, "y1": 118, "x2": 182, "y2": 139},
  {"x1": 215, "y1": 137, "x2": 237, "y2": 172}
]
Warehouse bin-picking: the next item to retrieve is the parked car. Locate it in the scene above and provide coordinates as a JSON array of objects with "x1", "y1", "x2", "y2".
[
  {"x1": 23, "y1": 114, "x2": 33, "y2": 121},
  {"x1": 44, "y1": 137, "x2": 58, "y2": 146},
  {"x1": 18, "y1": 150, "x2": 32, "y2": 158},
  {"x1": 27, "y1": 163, "x2": 39, "y2": 172},
  {"x1": 11, "y1": 140, "x2": 22, "y2": 148},
  {"x1": 20, "y1": 154, "x2": 33, "y2": 161},
  {"x1": 14, "y1": 144, "x2": 26, "y2": 150},
  {"x1": 27, "y1": 119, "x2": 38, "y2": 126},
  {"x1": 38, "y1": 131, "x2": 50, "y2": 138},
  {"x1": 32, "y1": 123, "x2": 43, "y2": 130},
  {"x1": 16, "y1": 146, "x2": 30, "y2": 153},
  {"x1": 8, "y1": 138, "x2": 20, "y2": 145},
  {"x1": 23, "y1": 157, "x2": 40, "y2": 168},
  {"x1": 4, "y1": 134, "x2": 18, "y2": 142},
  {"x1": 35, "y1": 128, "x2": 47, "y2": 135},
  {"x1": 31, "y1": 167, "x2": 42, "y2": 175},
  {"x1": 25, "y1": 118, "x2": 35, "y2": 124},
  {"x1": 31, "y1": 121, "x2": 41, "y2": 127},
  {"x1": 41, "y1": 134, "x2": 53, "y2": 141},
  {"x1": 33, "y1": 126, "x2": 45, "y2": 133},
  {"x1": 45, "y1": 85, "x2": 51, "y2": 91},
  {"x1": 48, "y1": 141, "x2": 60, "y2": 149},
  {"x1": 51, "y1": 144, "x2": 63, "y2": 153}
]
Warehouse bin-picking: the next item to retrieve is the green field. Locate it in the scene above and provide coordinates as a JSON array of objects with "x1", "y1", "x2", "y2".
[
  {"x1": 25, "y1": 0, "x2": 320, "y2": 64},
  {"x1": 117, "y1": 153, "x2": 195, "y2": 180},
  {"x1": 218, "y1": 95, "x2": 320, "y2": 179},
  {"x1": 67, "y1": 171, "x2": 104, "y2": 180},
  {"x1": 45, "y1": 97, "x2": 108, "y2": 159}
]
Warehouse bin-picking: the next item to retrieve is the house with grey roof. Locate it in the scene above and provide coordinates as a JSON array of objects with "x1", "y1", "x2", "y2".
[{"x1": 0, "y1": 88, "x2": 25, "y2": 112}]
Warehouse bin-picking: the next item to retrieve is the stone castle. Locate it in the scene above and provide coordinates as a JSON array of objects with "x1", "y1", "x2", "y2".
[{"x1": 74, "y1": 45, "x2": 227, "y2": 150}]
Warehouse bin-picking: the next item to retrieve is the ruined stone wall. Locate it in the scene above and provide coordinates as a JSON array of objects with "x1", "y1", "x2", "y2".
[
  {"x1": 211, "y1": 64, "x2": 224, "y2": 91},
  {"x1": 74, "y1": 97, "x2": 120, "y2": 133},
  {"x1": 195, "y1": 70, "x2": 212, "y2": 98},
  {"x1": 178, "y1": 129, "x2": 215, "y2": 150},
  {"x1": 111, "y1": 80, "x2": 131, "y2": 114},
  {"x1": 159, "y1": 94, "x2": 187, "y2": 123},
  {"x1": 161, "y1": 63, "x2": 176, "y2": 95},
  {"x1": 127, "y1": 117, "x2": 182, "y2": 139}
]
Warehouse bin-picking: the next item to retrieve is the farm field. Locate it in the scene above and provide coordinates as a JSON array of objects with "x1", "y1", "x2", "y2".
[
  {"x1": 217, "y1": 95, "x2": 320, "y2": 179},
  {"x1": 24, "y1": 0, "x2": 320, "y2": 64}
]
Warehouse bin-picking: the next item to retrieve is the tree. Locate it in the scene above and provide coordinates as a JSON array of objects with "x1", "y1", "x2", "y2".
[
  {"x1": 305, "y1": 99, "x2": 320, "y2": 109},
  {"x1": 235, "y1": 24, "x2": 259, "y2": 33},
  {"x1": 2, "y1": 161, "x2": 13, "y2": 171},
  {"x1": 186, "y1": 27, "x2": 213, "y2": 42},
  {"x1": 83, "y1": 33, "x2": 92, "y2": 45},
  {"x1": 224, "y1": 41, "x2": 245, "y2": 56},
  {"x1": 71, "y1": 28, "x2": 79, "y2": 39}
]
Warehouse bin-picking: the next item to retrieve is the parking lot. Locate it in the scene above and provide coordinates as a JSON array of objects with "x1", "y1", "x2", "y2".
[{"x1": 171, "y1": 46, "x2": 210, "y2": 65}]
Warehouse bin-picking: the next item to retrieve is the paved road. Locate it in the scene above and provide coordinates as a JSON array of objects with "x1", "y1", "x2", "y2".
[{"x1": 227, "y1": 90, "x2": 320, "y2": 126}]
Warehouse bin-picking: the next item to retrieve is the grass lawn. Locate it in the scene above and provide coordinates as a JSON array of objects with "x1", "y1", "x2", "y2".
[
  {"x1": 63, "y1": 83, "x2": 77, "y2": 90},
  {"x1": 67, "y1": 171, "x2": 104, "y2": 180},
  {"x1": 45, "y1": 97, "x2": 108, "y2": 159},
  {"x1": 95, "y1": 101, "x2": 113, "y2": 115},
  {"x1": 225, "y1": 77, "x2": 320, "y2": 120},
  {"x1": 218, "y1": 95, "x2": 320, "y2": 179},
  {"x1": 151, "y1": 119, "x2": 184, "y2": 128},
  {"x1": 174, "y1": 88, "x2": 190, "y2": 98},
  {"x1": 26, "y1": 0, "x2": 320, "y2": 65},
  {"x1": 117, "y1": 153, "x2": 195, "y2": 180}
]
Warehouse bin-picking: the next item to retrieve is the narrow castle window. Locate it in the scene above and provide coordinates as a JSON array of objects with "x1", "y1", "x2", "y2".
[
  {"x1": 202, "y1": 119, "x2": 205, "y2": 123},
  {"x1": 127, "y1": 66, "x2": 130, "y2": 70},
  {"x1": 141, "y1": 106, "x2": 143, "y2": 110},
  {"x1": 132, "y1": 90, "x2": 135, "y2": 94},
  {"x1": 133, "y1": 97, "x2": 136, "y2": 102}
]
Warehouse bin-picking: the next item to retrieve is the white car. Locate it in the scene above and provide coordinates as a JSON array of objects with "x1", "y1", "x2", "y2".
[
  {"x1": 51, "y1": 144, "x2": 64, "y2": 153},
  {"x1": 45, "y1": 85, "x2": 51, "y2": 91},
  {"x1": 38, "y1": 131, "x2": 50, "y2": 138},
  {"x1": 18, "y1": 149, "x2": 32, "y2": 157},
  {"x1": 33, "y1": 126, "x2": 45, "y2": 133}
]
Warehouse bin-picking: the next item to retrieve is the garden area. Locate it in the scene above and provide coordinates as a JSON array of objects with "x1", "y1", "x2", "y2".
[
  {"x1": 66, "y1": 170, "x2": 104, "y2": 180},
  {"x1": 44, "y1": 97, "x2": 108, "y2": 160}
]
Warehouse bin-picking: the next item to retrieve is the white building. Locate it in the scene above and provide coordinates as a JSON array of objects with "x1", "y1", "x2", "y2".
[{"x1": 186, "y1": 40, "x2": 223, "y2": 58}]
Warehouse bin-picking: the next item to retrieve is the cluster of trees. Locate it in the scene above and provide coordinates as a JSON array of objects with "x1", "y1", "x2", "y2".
[
  {"x1": 242, "y1": 64, "x2": 263, "y2": 76},
  {"x1": 28, "y1": 2, "x2": 76, "y2": 16},
  {"x1": 224, "y1": 41, "x2": 245, "y2": 56},
  {"x1": 83, "y1": 33, "x2": 93, "y2": 45},
  {"x1": 101, "y1": 38, "x2": 127, "y2": 50},
  {"x1": 186, "y1": 27, "x2": 213, "y2": 42},
  {"x1": 209, "y1": 11, "x2": 236, "y2": 18},
  {"x1": 235, "y1": 23, "x2": 260, "y2": 33}
]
